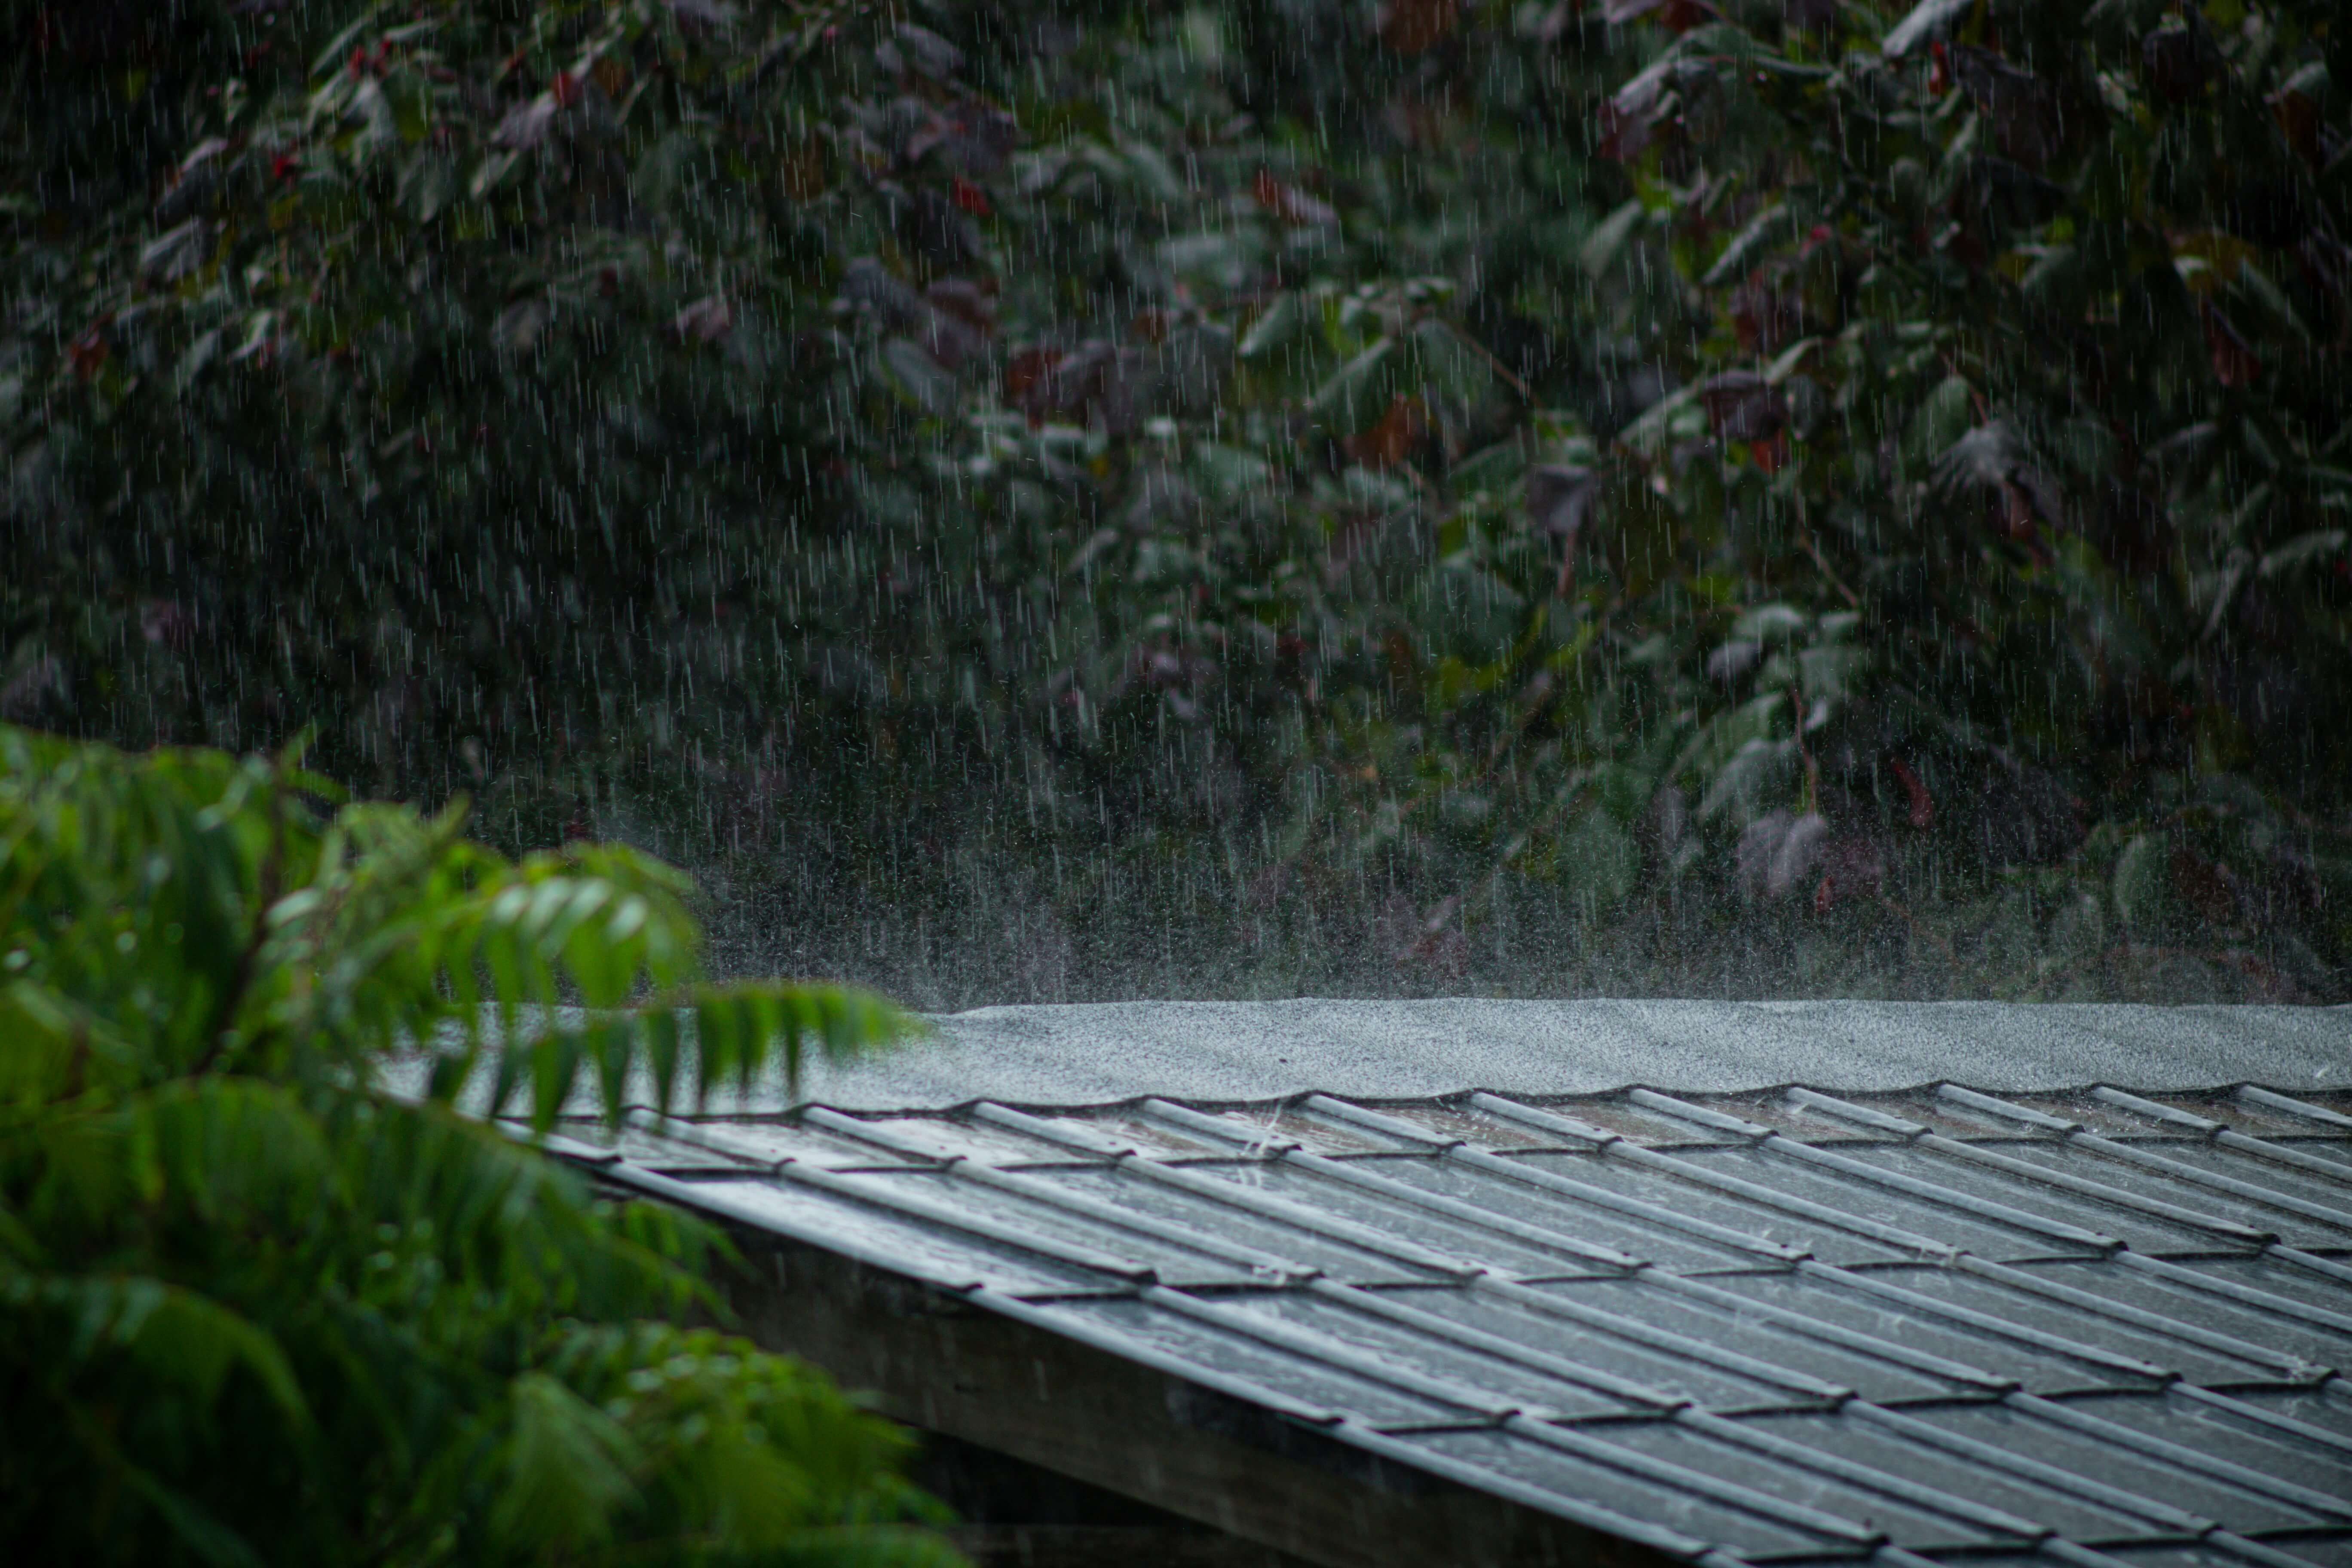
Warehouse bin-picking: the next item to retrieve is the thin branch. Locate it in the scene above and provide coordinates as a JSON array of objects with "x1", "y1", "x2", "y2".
[
  {"x1": 1801, "y1": 533, "x2": 1860, "y2": 608},
  {"x1": 1452, "y1": 325, "x2": 1535, "y2": 404}
]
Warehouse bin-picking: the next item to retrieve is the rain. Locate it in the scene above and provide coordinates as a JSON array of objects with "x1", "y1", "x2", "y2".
[{"x1": 5, "y1": 0, "x2": 2348, "y2": 1006}]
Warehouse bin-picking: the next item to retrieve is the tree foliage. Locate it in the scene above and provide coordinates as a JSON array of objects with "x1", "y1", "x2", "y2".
[
  {"x1": 3, "y1": 0, "x2": 2348, "y2": 996},
  {"x1": 0, "y1": 723, "x2": 952, "y2": 1566}
]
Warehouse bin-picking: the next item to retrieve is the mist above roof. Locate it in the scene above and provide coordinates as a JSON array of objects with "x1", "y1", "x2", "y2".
[{"x1": 781, "y1": 999, "x2": 2351, "y2": 1111}]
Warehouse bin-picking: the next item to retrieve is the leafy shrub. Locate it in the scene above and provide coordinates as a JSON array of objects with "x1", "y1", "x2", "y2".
[
  {"x1": 1556, "y1": 0, "x2": 2352, "y2": 992},
  {"x1": 2, "y1": 1, "x2": 2346, "y2": 997},
  {"x1": 0, "y1": 724, "x2": 956, "y2": 1567}
]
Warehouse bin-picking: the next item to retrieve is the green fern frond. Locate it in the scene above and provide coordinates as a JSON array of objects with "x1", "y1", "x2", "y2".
[{"x1": 1, "y1": 722, "x2": 956, "y2": 1567}]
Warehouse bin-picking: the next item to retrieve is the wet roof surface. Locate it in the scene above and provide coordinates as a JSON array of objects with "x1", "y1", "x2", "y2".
[
  {"x1": 787, "y1": 1001, "x2": 2352, "y2": 1110},
  {"x1": 533, "y1": 1075, "x2": 2352, "y2": 1568}
]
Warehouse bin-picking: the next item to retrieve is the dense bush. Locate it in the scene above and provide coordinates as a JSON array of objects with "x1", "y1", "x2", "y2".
[
  {"x1": 3, "y1": 0, "x2": 2347, "y2": 998},
  {"x1": 0, "y1": 723, "x2": 952, "y2": 1565}
]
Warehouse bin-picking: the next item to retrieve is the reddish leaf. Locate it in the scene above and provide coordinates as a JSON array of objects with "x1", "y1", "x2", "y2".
[
  {"x1": 1003, "y1": 340, "x2": 1141, "y2": 434},
  {"x1": 1942, "y1": 45, "x2": 2064, "y2": 170},
  {"x1": 2299, "y1": 236, "x2": 2351, "y2": 312},
  {"x1": 2142, "y1": 24, "x2": 2223, "y2": 105},
  {"x1": 550, "y1": 69, "x2": 583, "y2": 108},
  {"x1": 67, "y1": 322, "x2": 110, "y2": 380},
  {"x1": 1811, "y1": 832, "x2": 1886, "y2": 913},
  {"x1": 1383, "y1": 628, "x2": 1418, "y2": 685},
  {"x1": 1934, "y1": 423, "x2": 2062, "y2": 542},
  {"x1": 1748, "y1": 432, "x2": 1789, "y2": 473},
  {"x1": 1345, "y1": 394, "x2": 1427, "y2": 470},
  {"x1": 1526, "y1": 464, "x2": 1600, "y2": 547},
  {"x1": 1374, "y1": 0, "x2": 1458, "y2": 55},
  {"x1": 1697, "y1": 371, "x2": 1788, "y2": 443},
  {"x1": 894, "y1": 187, "x2": 985, "y2": 269},
  {"x1": 1252, "y1": 170, "x2": 1339, "y2": 229},
  {"x1": 1736, "y1": 817, "x2": 1884, "y2": 913},
  {"x1": 905, "y1": 101, "x2": 1019, "y2": 179},
  {"x1": 2271, "y1": 86, "x2": 2323, "y2": 167},
  {"x1": 1888, "y1": 756, "x2": 1934, "y2": 830},
  {"x1": 1939, "y1": 221, "x2": 1989, "y2": 274},
  {"x1": 1729, "y1": 270, "x2": 1801, "y2": 355},
  {"x1": 2172, "y1": 845, "x2": 2238, "y2": 927},
  {"x1": 669, "y1": 295, "x2": 733, "y2": 344},
  {"x1": 1604, "y1": 0, "x2": 1718, "y2": 28},
  {"x1": 1996, "y1": 479, "x2": 2041, "y2": 541},
  {"x1": 2202, "y1": 301, "x2": 2261, "y2": 387},
  {"x1": 1002, "y1": 347, "x2": 1061, "y2": 407},
  {"x1": 950, "y1": 177, "x2": 990, "y2": 216},
  {"x1": 778, "y1": 135, "x2": 828, "y2": 202},
  {"x1": 1595, "y1": 103, "x2": 1648, "y2": 162}
]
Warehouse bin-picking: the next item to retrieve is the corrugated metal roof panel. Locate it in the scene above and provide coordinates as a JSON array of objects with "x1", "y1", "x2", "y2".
[
  {"x1": 533, "y1": 1066, "x2": 2352, "y2": 1568},
  {"x1": 1402, "y1": 1424, "x2": 1877, "y2": 1558},
  {"x1": 2089, "y1": 1543, "x2": 2352, "y2": 1568}
]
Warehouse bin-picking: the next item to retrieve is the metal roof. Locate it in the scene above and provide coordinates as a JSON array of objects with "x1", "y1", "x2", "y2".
[
  {"x1": 398, "y1": 1001, "x2": 2352, "y2": 1116},
  {"x1": 526, "y1": 1074, "x2": 2352, "y2": 1568}
]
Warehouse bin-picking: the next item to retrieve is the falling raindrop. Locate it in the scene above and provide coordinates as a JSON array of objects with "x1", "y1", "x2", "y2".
[{"x1": 1, "y1": 0, "x2": 2346, "y2": 1005}]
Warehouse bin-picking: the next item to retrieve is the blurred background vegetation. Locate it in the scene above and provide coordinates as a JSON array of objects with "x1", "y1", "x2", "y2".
[{"x1": 5, "y1": 0, "x2": 2349, "y2": 1003}]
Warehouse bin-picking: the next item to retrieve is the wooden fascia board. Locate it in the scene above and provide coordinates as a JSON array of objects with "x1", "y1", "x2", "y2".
[{"x1": 711, "y1": 1219, "x2": 1678, "y2": 1568}]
